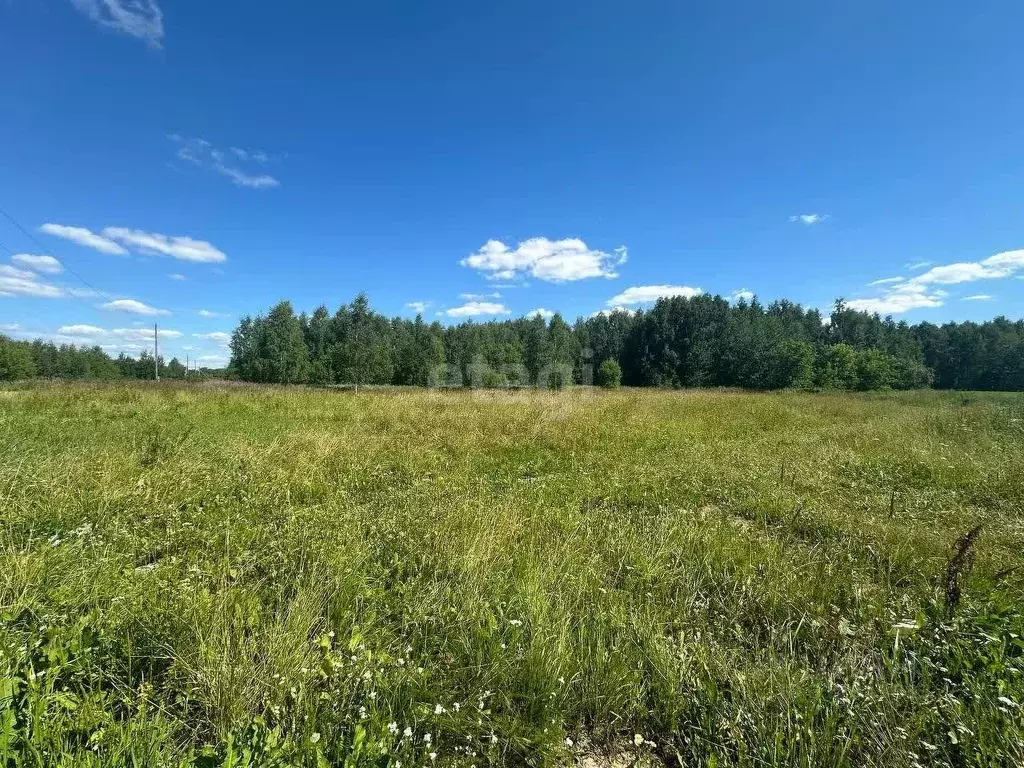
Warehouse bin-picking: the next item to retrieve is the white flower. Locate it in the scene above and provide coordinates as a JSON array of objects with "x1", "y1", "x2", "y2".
[
  {"x1": 403, "y1": 726, "x2": 413, "y2": 738},
  {"x1": 633, "y1": 733, "x2": 644, "y2": 746},
  {"x1": 434, "y1": 704, "x2": 446, "y2": 715},
  {"x1": 453, "y1": 702, "x2": 460, "y2": 712},
  {"x1": 558, "y1": 676, "x2": 565, "y2": 684},
  {"x1": 429, "y1": 753, "x2": 437, "y2": 761},
  {"x1": 388, "y1": 722, "x2": 399, "y2": 734},
  {"x1": 509, "y1": 619, "x2": 523, "y2": 627},
  {"x1": 424, "y1": 733, "x2": 432, "y2": 744},
  {"x1": 565, "y1": 738, "x2": 574, "y2": 747},
  {"x1": 310, "y1": 732, "x2": 321, "y2": 743}
]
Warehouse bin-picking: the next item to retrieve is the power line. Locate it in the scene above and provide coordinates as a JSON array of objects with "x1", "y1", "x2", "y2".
[{"x1": 0, "y1": 204, "x2": 115, "y2": 302}]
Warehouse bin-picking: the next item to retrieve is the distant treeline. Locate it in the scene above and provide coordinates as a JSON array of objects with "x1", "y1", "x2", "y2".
[
  {"x1": 227, "y1": 294, "x2": 1024, "y2": 391},
  {"x1": 0, "y1": 337, "x2": 219, "y2": 382}
]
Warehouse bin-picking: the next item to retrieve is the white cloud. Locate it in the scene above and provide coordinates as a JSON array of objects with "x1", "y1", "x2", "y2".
[
  {"x1": 197, "y1": 309, "x2": 228, "y2": 318},
  {"x1": 729, "y1": 288, "x2": 755, "y2": 302},
  {"x1": 527, "y1": 308, "x2": 555, "y2": 320},
  {"x1": 0, "y1": 323, "x2": 21, "y2": 332},
  {"x1": 850, "y1": 249, "x2": 1024, "y2": 315},
  {"x1": 12, "y1": 254, "x2": 63, "y2": 274},
  {"x1": 442, "y1": 301, "x2": 510, "y2": 318},
  {"x1": 963, "y1": 294, "x2": 993, "y2": 301},
  {"x1": 70, "y1": 0, "x2": 164, "y2": 46},
  {"x1": 39, "y1": 223, "x2": 128, "y2": 255},
  {"x1": 789, "y1": 214, "x2": 828, "y2": 225},
  {"x1": 169, "y1": 136, "x2": 280, "y2": 189},
  {"x1": 404, "y1": 301, "x2": 431, "y2": 314},
  {"x1": 589, "y1": 306, "x2": 637, "y2": 319},
  {"x1": 57, "y1": 324, "x2": 105, "y2": 335},
  {"x1": 462, "y1": 238, "x2": 627, "y2": 282},
  {"x1": 868, "y1": 276, "x2": 903, "y2": 286},
  {"x1": 169, "y1": 273, "x2": 186, "y2": 281},
  {"x1": 0, "y1": 265, "x2": 65, "y2": 299},
  {"x1": 607, "y1": 284, "x2": 703, "y2": 307},
  {"x1": 905, "y1": 260, "x2": 933, "y2": 271},
  {"x1": 193, "y1": 331, "x2": 231, "y2": 345},
  {"x1": 102, "y1": 228, "x2": 227, "y2": 263},
  {"x1": 459, "y1": 292, "x2": 502, "y2": 300},
  {"x1": 100, "y1": 298, "x2": 170, "y2": 316}
]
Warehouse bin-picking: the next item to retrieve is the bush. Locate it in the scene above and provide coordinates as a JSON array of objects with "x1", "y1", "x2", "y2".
[
  {"x1": 596, "y1": 359, "x2": 622, "y2": 389},
  {"x1": 0, "y1": 336, "x2": 36, "y2": 381}
]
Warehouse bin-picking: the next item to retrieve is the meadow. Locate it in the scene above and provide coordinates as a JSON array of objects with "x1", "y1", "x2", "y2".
[{"x1": 1, "y1": 383, "x2": 1023, "y2": 767}]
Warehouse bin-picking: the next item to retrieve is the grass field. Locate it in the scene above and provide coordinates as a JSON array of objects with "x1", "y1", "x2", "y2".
[{"x1": 1, "y1": 383, "x2": 1023, "y2": 767}]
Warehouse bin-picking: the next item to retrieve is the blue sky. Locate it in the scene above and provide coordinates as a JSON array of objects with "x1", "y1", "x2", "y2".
[{"x1": 1, "y1": 1, "x2": 1023, "y2": 366}]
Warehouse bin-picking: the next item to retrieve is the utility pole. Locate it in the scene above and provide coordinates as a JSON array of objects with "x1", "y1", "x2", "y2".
[
  {"x1": 154, "y1": 323, "x2": 160, "y2": 381},
  {"x1": 185, "y1": 354, "x2": 189, "y2": 378}
]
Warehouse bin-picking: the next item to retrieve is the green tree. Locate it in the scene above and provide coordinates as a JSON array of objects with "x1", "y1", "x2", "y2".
[
  {"x1": 771, "y1": 339, "x2": 814, "y2": 389},
  {"x1": 0, "y1": 337, "x2": 36, "y2": 380},
  {"x1": 262, "y1": 301, "x2": 309, "y2": 384},
  {"x1": 596, "y1": 359, "x2": 622, "y2": 389}
]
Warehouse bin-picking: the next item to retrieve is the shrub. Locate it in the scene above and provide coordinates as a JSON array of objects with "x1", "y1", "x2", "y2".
[{"x1": 596, "y1": 359, "x2": 622, "y2": 389}]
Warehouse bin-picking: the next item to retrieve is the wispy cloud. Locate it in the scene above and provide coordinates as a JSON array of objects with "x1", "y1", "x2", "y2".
[
  {"x1": 193, "y1": 331, "x2": 231, "y2": 345},
  {"x1": 404, "y1": 301, "x2": 431, "y2": 314},
  {"x1": 100, "y1": 298, "x2": 170, "y2": 316},
  {"x1": 102, "y1": 228, "x2": 227, "y2": 263},
  {"x1": 789, "y1": 213, "x2": 829, "y2": 226},
  {"x1": 169, "y1": 136, "x2": 280, "y2": 189},
  {"x1": 729, "y1": 288, "x2": 755, "y2": 303},
  {"x1": 848, "y1": 249, "x2": 1024, "y2": 314},
  {"x1": 0, "y1": 264, "x2": 65, "y2": 299},
  {"x1": 169, "y1": 273, "x2": 186, "y2": 281},
  {"x1": 12, "y1": 254, "x2": 63, "y2": 274},
  {"x1": 39, "y1": 224, "x2": 127, "y2": 255},
  {"x1": 441, "y1": 301, "x2": 510, "y2": 318},
  {"x1": 905, "y1": 260, "x2": 933, "y2": 271},
  {"x1": 462, "y1": 238, "x2": 627, "y2": 282},
  {"x1": 868, "y1": 276, "x2": 904, "y2": 286},
  {"x1": 459, "y1": 292, "x2": 502, "y2": 300},
  {"x1": 527, "y1": 308, "x2": 554, "y2": 320},
  {"x1": 70, "y1": 0, "x2": 164, "y2": 47},
  {"x1": 963, "y1": 294, "x2": 994, "y2": 301},
  {"x1": 40, "y1": 223, "x2": 225, "y2": 263},
  {"x1": 607, "y1": 284, "x2": 703, "y2": 307},
  {"x1": 197, "y1": 309, "x2": 229, "y2": 318}
]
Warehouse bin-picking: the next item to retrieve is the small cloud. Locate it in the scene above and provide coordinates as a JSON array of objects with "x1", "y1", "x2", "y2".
[
  {"x1": 462, "y1": 238, "x2": 627, "y2": 282},
  {"x1": 789, "y1": 214, "x2": 829, "y2": 226},
  {"x1": 868, "y1": 276, "x2": 904, "y2": 286},
  {"x1": 527, "y1": 308, "x2": 554, "y2": 320},
  {"x1": 168, "y1": 136, "x2": 280, "y2": 189},
  {"x1": 0, "y1": 265, "x2": 65, "y2": 298},
  {"x1": 607, "y1": 284, "x2": 703, "y2": 307},
  {"x1": 197, "y1": 309, "x2": 229, "y2": 318},
  {"x1": 0, "y1": 323, "x2": 21, "y2": 332},
  {"x1": 102, "y1": 228, "x2": 227, "y2": 263},
  {"x1": 12, "y1": 254, "x2": 63, "y2": 274},
  {"x1": 729, "y1": 288, "x2": 755, "y2": 302},
  {"x1": 459, "y1": 292, "x2": 502, "y2": 300},
  {"x1": 404, "y1": 301, "x2": 431, "y2": 314},
  {"x1": 193, "y1": 331, "x2": 231, "y2": 345},
  {"x1": 963, "y1": 294, "x2": 993, "y2": 301},
  {"x1": 169, "y1": 273, "x2": 186, "y2": 281},
  {"x1": 70, "y1": 0, "x2": 164, "y2": 47},
  {"x1": 39, "y1": 223, "x2": 128, "y2": 255},
  {"x1": 905, "y1": 260, "x2": 933, "y2": 271},
  {"x1": 100, "y1": 299, "x2": 170, "y2": 316},
  {"x1": 441, "y1": 301, "x2": 510, "y2": 318}
]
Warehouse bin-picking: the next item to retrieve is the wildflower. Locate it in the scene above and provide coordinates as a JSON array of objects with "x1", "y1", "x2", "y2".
[
  {"x1": 369, "y1": 691, "x2": 377, "y2": 700},
  {"x1": 310, "y1": 733, "x2": 321, "y2": 744},
  {"x1": 434, "y1": 704, "x2": 446, "y2": 715},
  {"x1": 452, "y1": 702, "x2": 460, "y2": 712},
  {"x1": 429, "y1": 753, "x2": 437, "y2": 761},
  {"x1": 509, "y1": 619, "x2": 523, "y2": 627},
  {"x1": 633, "y1": 734, "x2": 644, "y2": 746},
  {"x1": 403, "y1": 726, "x2": 413, "y2": 738},
  {"x1": 424, "y1": 733, "x2": 432, "y2": 744},
  {"x1": 558, "y1": 676, "x2": 565, "y2": 685},
  {"x1": 388, "y1": 722, "x2": 399, "y2": 734},
  {"x1": 565, "y1": 738, "x2": 574, "y2": 747}
]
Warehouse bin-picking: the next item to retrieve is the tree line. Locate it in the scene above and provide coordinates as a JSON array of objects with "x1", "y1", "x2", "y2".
[
  {"x1": 0, "y1": 337, "x2": 217, "y2": 382},
  {"x1": 3, "y1": 293, "x2": 1022, "y2": 390},
  {"x1": 226, "y1": 293, "x2": 1024, "y2": 391}
]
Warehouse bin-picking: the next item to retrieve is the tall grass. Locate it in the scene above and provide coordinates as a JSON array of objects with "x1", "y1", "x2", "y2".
[{"x1": 1, "y1": 383, "x2": 1022, "y2": 766}]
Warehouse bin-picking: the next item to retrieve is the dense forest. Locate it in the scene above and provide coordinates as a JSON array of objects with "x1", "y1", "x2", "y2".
[
  {"x1": 226, "y1": 293, "x2": 1024, "y2": 391},
  {"x1": 3, "y1": 292, "x2": 1023, "y2": 390},
  {"x1": 0, "y1": 337, "x2": 216, "y2": 382}
]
